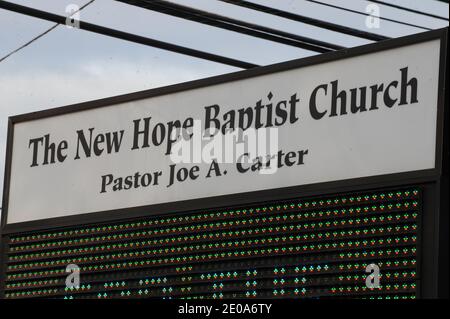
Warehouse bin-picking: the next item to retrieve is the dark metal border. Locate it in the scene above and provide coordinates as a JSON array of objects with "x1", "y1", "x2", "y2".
[
  {"x1": 1, "y1": 28, "x2": 447, "y2": 236},
  {"x1": 436, "y1": 27, "x2": 449, "y2": 298}
]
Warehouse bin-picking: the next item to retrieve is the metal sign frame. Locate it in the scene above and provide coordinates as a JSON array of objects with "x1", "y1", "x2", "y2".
[{"x1": 0, "y1": 28, "x2": 448, "y2": 298}]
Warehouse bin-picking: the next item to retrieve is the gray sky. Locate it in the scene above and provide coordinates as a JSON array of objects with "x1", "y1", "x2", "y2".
[{"x1": 0, "y1": 0, "x2": 448, "y2": 215}]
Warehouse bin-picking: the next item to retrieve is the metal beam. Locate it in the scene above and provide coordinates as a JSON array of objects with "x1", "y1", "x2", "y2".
[{"x1": 0, "y1": 1, "x2": 259, "y2": 69}]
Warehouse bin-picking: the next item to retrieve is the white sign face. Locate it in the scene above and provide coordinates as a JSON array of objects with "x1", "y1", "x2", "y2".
[{"x1": 6, "y1": 39, "x2": 441, "y2": 224}]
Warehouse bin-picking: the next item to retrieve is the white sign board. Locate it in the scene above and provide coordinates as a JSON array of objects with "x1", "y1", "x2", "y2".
[{"x1": 5, "y1": 39, "x2": 441, "y2": 224}]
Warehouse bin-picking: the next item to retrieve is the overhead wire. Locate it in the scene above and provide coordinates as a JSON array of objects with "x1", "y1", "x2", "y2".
[
  {"x1": 1, "y1": 0, "x2": 446, "y2": 68},
  {"x1": 218, "y1": 0, "x2": 390, "y2": 41},
  {"x1": 304, "y1": 0, "x2": 433, "y2": 31},
  {"x1": 367, "y1": 0, "x2": 448, "y2": 21},
  {"x1": 0, "y1": 0, "x2": 95, "y2": 63},
  {"x1": 0, "y1": 1, "x2": 259, "y2": 69},
  {"x1": 116, "y1": 0, "x2": 344, "y2": 53}
]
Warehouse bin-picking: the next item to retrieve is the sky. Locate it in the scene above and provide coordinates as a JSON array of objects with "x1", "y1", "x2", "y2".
[{"x1": 0, "y1": 0, "x2": 448, "y2": 215}]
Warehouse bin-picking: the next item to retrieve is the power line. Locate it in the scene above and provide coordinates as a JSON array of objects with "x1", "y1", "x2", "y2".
[
  {"x1": 0, "y1": 0, "x2": 95, "y2": 63},
  {"x1": 0, "y1": 1, "x2": 258, "y2": 69},
  {"x1": 218, "y1": 0, "x2": 390, "y2": 41},
  {"x1": 116, "y1": 0, "x2": 342, "y2": 52},
  {"x1": 116, "y1": 0, "x2": 344, "y2": 52},
  {"x1": 367, "y1": 0, "x2": 449, "y2": 21},
  {"x1": 0, "y1": 24, "x2": 57, "y2": 63},
  {"x1": 304, "y1": 0, "x2": 432, "y2": 31}
]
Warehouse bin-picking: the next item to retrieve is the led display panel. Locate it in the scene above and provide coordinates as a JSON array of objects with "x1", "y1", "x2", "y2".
[{"x1": 2, "y1": 187, "x2": 420, "y2": 299}]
